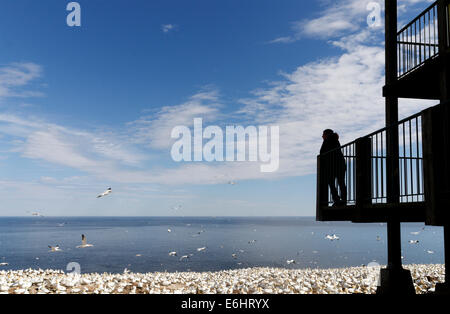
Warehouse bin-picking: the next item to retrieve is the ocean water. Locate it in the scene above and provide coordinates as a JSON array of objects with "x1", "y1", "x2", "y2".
[{"x1": 0, "y1": 217, "x2": 444, "y2": 274}]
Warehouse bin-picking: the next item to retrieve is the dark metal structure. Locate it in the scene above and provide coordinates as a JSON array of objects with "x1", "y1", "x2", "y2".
[{"x1": 316, "y1": 0, "x2": 450, "y2": 294}]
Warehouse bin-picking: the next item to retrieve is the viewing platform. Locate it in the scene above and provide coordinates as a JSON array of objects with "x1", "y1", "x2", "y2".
[{"x1": 317, "y1": 110, "x2": 427, "y2": 223}]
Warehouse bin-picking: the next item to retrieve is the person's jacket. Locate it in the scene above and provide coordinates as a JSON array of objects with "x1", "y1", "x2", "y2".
[{"x1": 320, "y1": 133, "x2": 346, "y2": 175}]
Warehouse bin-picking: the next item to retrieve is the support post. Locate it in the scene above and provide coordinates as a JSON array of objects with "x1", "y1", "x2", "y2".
[
  {"x1": 436, "y1": 1, "x2": 450, "y2": 294},
  {"x1": 377, "y1": 0, "x2": 415, "y2": 294},
  {"x1": 355, "y1": 137, "x2": 371, "y2": 219}
]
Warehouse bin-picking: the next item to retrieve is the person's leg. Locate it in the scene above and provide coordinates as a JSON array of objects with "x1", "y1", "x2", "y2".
[
  {"x1": 337, "y1": 172, "x2": 347, "y2": 203},
  {"x1": 328, "y1": 177, "x2": 340, "y2": 203}
]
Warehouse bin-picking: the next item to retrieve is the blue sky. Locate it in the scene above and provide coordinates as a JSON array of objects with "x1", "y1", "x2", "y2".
[{"x1": 0, "y1": 0, "x2": 436, "y2": 216}]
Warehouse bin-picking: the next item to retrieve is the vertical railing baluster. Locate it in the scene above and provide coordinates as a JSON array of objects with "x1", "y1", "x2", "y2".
[
  {"x1": 416, "y1": 117, "x2": 420, "y2": 202},
  {"x1": 409, "y1": 119, "x2": 413, "y2": 201},
  {"x1": 401, "y1": 124, "x2": 408, "y2": 201}
]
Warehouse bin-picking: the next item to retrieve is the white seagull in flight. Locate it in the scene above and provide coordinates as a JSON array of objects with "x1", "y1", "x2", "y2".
[
  {"x1": 180, "y1": 255, "x2": 192, "y2": 261},
  {"x1": 48, "y1": 245, "x2": 61, "y2": 252},
  {"x1": 325, "y1": 234, "x2": 340, "y2": 241},
  {"x1": 76, "y1": 234, "x2": 94, "y2": 248},
  {"x1": 97, "y1": 187, "x2": 112, "y2": 198}
]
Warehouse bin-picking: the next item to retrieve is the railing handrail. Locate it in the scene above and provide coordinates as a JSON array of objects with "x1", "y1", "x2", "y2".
[{"x1": 396, "y1": 41, "x2": 438, "y2": 47}]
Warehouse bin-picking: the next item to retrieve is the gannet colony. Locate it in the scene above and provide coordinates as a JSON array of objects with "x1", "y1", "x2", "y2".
[{"x1": 0, "y1": 264, "x2": 444, "y2": 294}]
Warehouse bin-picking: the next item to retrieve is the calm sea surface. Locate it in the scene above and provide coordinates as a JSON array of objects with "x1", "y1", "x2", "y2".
[{"x1": 0, "y1": 217, "x2": 444, "y2": 274}]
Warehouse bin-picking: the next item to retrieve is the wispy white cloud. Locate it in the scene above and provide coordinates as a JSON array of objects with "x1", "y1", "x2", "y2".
[
  {"x1": 0, "y1": 62, "x2": 43, "y2": 98},
  {"x1": 161, "y1": 24, "x2": 177, "y2": 33},
  {"x1": 0, "y1": 112, "x2": 147, "y2": 180},
  {"x1": 269, "y1": 0, "x2": 433, "y2": 43},
  {"x1": 128, "y1": 87, "x2": 222, "y2": 150}
]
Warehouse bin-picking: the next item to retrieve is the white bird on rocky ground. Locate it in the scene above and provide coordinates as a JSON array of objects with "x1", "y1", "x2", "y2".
[
  {"x1": 286, "y1": 260, "x2": 296, "y2": 265},
  {"x1": 197, "y1": 247, "x2": 206, "y2": 252},
  {"x1": 48, "y1": 245, "x2": 61, "y2": 252},
  {"x1": 325, "y1": 234, "x2": 340, "y2": 241},
  {"x1": 169, "y1": 251, "x2": 177, "y2": 256},
  {"x1": 97, "y1": 187, "x2": 112, "y2": 198},
  {"x1": 76, "y1": 234, "x2": 94, "y2": 248},
  {"x1": 409, "y1": 240, "x2": 420, "y2": 244}
]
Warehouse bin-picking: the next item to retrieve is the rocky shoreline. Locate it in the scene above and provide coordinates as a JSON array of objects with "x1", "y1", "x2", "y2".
[{"x1": 0, "y1": 264, "x2": 444, "y2": 294}]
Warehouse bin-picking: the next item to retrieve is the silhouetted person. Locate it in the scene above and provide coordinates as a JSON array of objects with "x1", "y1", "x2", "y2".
[{"x1": 320, "y1": 129, "x2": 347, "y2": 206}]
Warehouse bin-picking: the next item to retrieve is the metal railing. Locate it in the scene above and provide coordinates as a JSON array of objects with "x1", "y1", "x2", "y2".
[
  {"x1": 365, "y1": 113, "x2": 424, "y2": 204},
  {"x1": 319, "y1": 112, "x2": 424, "y2": 207},
  {"x1": 397, "y1": 1, "x2": 439, "y2": 78}
]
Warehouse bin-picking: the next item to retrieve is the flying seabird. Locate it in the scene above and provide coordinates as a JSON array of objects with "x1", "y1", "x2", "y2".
[
  {"x1": 169, "y1": 251, "x2": 177, "y2": 256},
  {"x1": 197, "y1": 247, "x2": 206, "y2": 252},
  {"x1": 171, "y1": 205, "x2": 182, "y2": 212},
  {"x1": 325, "y1": 234, "x2": 340, "y2": 241},
  {"x1": 409, "y1": 240, "x2": 420, "y2": 244},
  {"x1": 76, "y1": 234, "x2": 94, "y2": 248},
  {"x1": 27, "y1": 210, "x2": 44, "y2": 217},
  {"x1": 97, "y1": 187, "x2": 112, "y2": 198},
  {"x1": 286, "y1": 260, "x2": 296, "y2": 265},
  {"x1": 48, "y1": 245, "x2": 61, "y2": 252}
]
